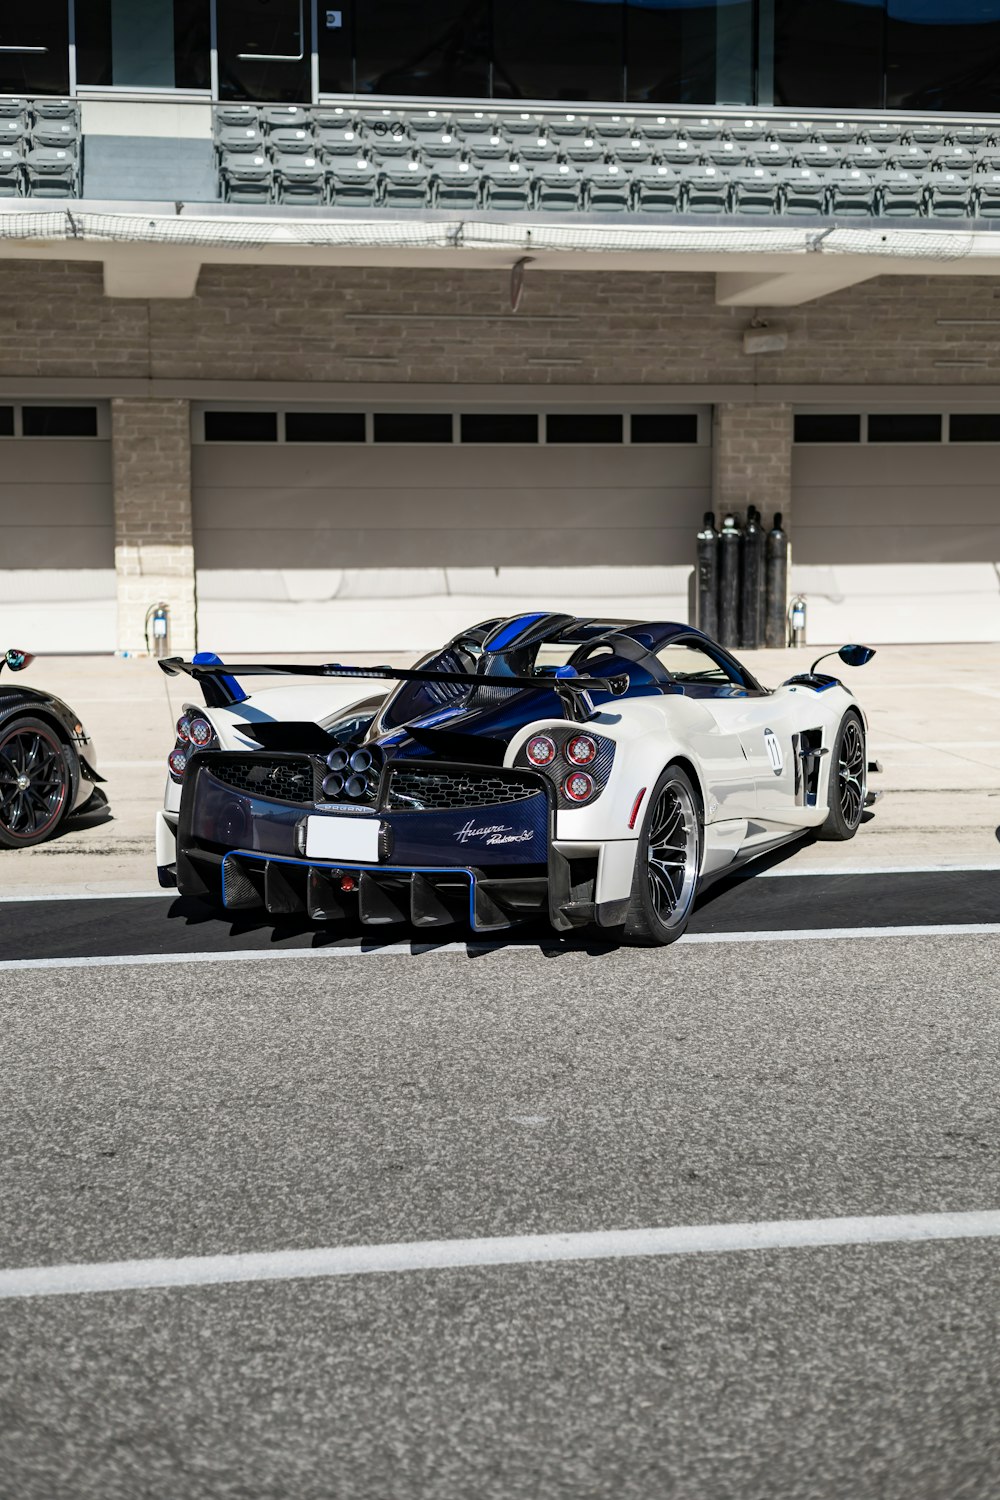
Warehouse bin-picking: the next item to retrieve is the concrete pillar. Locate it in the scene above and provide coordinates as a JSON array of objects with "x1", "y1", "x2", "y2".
[
  {"x1": 711, "y1": 401, "x2": 793, "y2": 525},
  {"x1": 111, "y1": 397, "x2": 196, "y2": 655}
]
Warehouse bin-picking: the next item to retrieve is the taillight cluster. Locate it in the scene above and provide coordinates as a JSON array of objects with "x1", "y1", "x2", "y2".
[
  {"x1": 519, "y1": 729, "x2": 613, "y2": 807},
  {"x1": 167, "y1": 709, "x2": 217, "y2": 782}
]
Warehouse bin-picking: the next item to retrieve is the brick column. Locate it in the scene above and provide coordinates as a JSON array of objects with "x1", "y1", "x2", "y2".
[
  {"x1": 711, "y1": 401, "x2": 793, "y2": 525},
  {"x1": 111, "y1": 398, "x2": 196, "y2": 655}
]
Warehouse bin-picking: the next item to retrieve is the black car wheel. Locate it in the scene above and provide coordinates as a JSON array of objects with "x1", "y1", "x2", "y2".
[
  {"x1": 624, "y1": 765, "x2": 703, "y2": 946},
  {"x1": 818, "y1": 710, "x2": 867, "y2": 842},
  {"x1": 0, "y1": 717, "x2": 72, "y2": 848}
]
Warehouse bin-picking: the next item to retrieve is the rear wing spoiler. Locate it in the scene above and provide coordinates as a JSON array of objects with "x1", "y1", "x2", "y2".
[{"x1": 158, "y1": 656, "x2": 629, "y2": 721}]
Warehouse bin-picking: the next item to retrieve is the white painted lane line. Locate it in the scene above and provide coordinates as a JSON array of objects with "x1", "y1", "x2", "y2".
[
  {"x1": 759, "y1": 863, "x2": 1000, "y2": 878},
  {"x1": 1, "y1": 1211, "x2": 996, "y2": 1301},
  {"x1": 3, "y1": 923, "x2": 1000, "y2": 972},
  {"x1": 0, "y1": 890, "x2": 171, "y2": 904}
]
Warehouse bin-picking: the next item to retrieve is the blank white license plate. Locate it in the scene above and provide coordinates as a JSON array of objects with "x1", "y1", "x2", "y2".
[{"x1": 304, "y1": 815, "x2": 380, "y2": 863}]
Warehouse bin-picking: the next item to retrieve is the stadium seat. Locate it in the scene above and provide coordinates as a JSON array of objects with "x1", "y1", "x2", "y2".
[
  {"x1": 975, "y1": 145, "x2": 1000, "y2": 171},
  {"x1": 468, "y1": 133, "x2": 511, "y2": 163},
  {"x1": 0, "y1": 117, "x2": 28, "y2": 149},
  {"x1": 432, "y1": 161, "x2": 482, "y2": 208},
  {"x1": 502, "y1": 113, "x2": 542, "y2": 135},
  {"x1": 451, "y1": 112, "x2": 495, "y2": 135},
  {"x1": 0, "y1": 146, "x2": 22, "y2": 196},
  {"x1": 515, "y1": 134, "x2": 557, "y2": 163},
  {"x1": 544, "y1": 114, "x2": 589, "y2": 137},
  {"x1": 316, "y1": 125, "x2": 366, "y2": 157},
  {"x1": 973, "y1": 172, "x2": 1000, "y2": 217},
  {"x1": 214, "y1": 104, "x2": 259, "y2": 129},
  {"x1": 220, "y1": 151, "x2": 273, "y2": 203},
  {"x1": 930, "y1": 145, "x2": 975, "y2": 172},
  {"x1": 482, "y1": 161, "x2": 530, "y2": 209},
  {"x1": 863, "y1": 122, "x2": 902, "y2": 145},
  {"x1": 532, "y1": 163, "x2": 583, "y2": 211},
  {"x1": 685, "y1": 117, "x2": 724, "y2": 140},
  {"x1": 730, "y1": 166, "x2": 781, "y2": 215},
  {"x1": 826, "y1": 168, "x2": 875, "y2": 216},
  {"x1": 781, "y1": 167, "x2": 828, "y2": 215},
  {"x1": 926, "y1": 171, "x2": 973, "y2": 217},
  {"x1": 771, "y1": 120, "x2": 812, "y2": 143},
  {"x1": 587, "y1": 161, "x2": 631, "y2": 211},
  {"x1": 274, "y1": 152, "x2": 325, "y2": 205},
  {"x1": 795, "y1": 140, "x2": 838, "y2": 169},
  {"x1": 313, "y1": 106, "x2": 353, "y2": 129},
  {"x1": 407, "y1": 110, "x2": 450, "y2": 134},
  {"x1": 683, "y1": 164, "x2": 730, "y2": 212},
  {"x1": 849, "y1": 143, "x2": 885, "y2": 170},
  {"x1": 631, "y1": 163, "x2": 681, "y2": 213},
  {"x1": 420, "y1": 130, "x2": 464, "y2": 160},
  {"x1": 876, "y1": 169, "x2": 925, "y2": 217},
  {"x1": 749, "y1": 140, "x2": 791, "y2": 168},
  {"x1": 657, "y1": 136, "x2": 697, "y2": 165},
  {"x1": 381, "y1": 160, "x2": 431, "y2": 207},
  {"x1": 268, "y1": 126, "x2": 314, "y2": 155},
  {"x1": 23, "y1": 145, "x2": 77, "y2": 196},
  {"x1": 891, "y1": 143, "x2": 930, "y2": 169},
  {"x1": 33, "y1": 99, "x2": 78, "y2": 121},
  {"x1": 906, "y1": 122, "x2": 948, "y2": 144},
  {"x1": 703, "y1": 139, "x2": 744, "y2": 166},
  {"x1": 562, "y1": 135, "x2": 604, "y2": 164},
  {"x1": 0, "y1": 97, "x2": 29, "y2": 119},
  {"x1": 262, "y1": 105, "x2": 310, "y2": 131},
  {"x1": 328, "y1": 160, "x2": 378, "y2": 206},
  {"x1": 729, "y1": 119, "x2": 767, "y2": 142},
  {"x1": 948, "y1": 125, "x2": 994, "y2": 147},
  {"x1": 359, "y1": 111, "x2": 410, "y2": 141},
  {"x1": 814, "y1": 120, "x2": 855, "y2": 145},
  {"x1": 31, "y1": 119, "x2": 78, "y2": 151},
  {"x1": 595, "y1": 117, "x2": 629, "y2": 142},
  {"x1": 216, "y1": 124, "x2": 265, "y2": 155},
  {"x1": 618, "y1": 135, "x2": 653, "y2": 163}
]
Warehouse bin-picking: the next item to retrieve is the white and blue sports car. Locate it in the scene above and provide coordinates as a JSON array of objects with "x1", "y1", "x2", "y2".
[{"x1": 156, "y1": 614, "x2": 877, "y2": 945}]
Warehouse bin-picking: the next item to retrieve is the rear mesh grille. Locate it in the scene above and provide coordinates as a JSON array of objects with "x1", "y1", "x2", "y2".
[
  {"x1": 384, "y1": 767, "x2": 540, "y2": 811},
  {"x1": 205, "y1": 756, "x2": 317, "y2": 804}
]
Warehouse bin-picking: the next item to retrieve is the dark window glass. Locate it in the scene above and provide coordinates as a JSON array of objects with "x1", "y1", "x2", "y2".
[
  {"x1": 772, "y1": 1, "x2": 884, "y2": 109},
  {"x1": 887, "y1": 0, "x2": 1000, "y2": 111},
  {"x1": 493, "y1": 0, "x2": 625, "y2": 102},
  {"x1": 460, "y1": 413, "x2": 539, "y2": 443},
  {"x1": 868, "y1": 413, "x2": 942, "y2": 443},
  {"x1": 547, "y1": 414, "x2": 623, "y2": 443},
  {"x1": 286, "y1": 411, "x2": 366, "y2": 442},
  {"x1": 217, "y1": 0, "x2": 310, "y2": 102},
  {"x1": 373, "y1": 413, "x2": 453, "y2": 443},
  {"x1": 318, "y1": 0, "x2": 355, "y2": 93},
  {"x1": 631, "y1": 413, "x2": 699, "y2": 443},
  {"x1": 949, "y1": 413, "x2": 1000, "y2": 442},
  {"x1": 77, "y1": 0, "x2": 211, "y2": 89},
  {"x1": 626, "y1": 1, "x2": 753, "y2": 107},
  {"x1": 794, "y1": 414, "x2": 862, "y2": 443},
  {"x1": 204, "y1": 410, "x2": 278, "y2": 442},
  {"x1": 0, "y1": 2, "x2": 69, "y2": 94},
  {"x1": 22, "y1": 407, "x2": 98, "y2": 438},
  {"x1": 0, "y1": 408, "x2": 13, "y2": 437},
  {"x1": 355, "y1": 1, "x2": 490, "y2": 96}
]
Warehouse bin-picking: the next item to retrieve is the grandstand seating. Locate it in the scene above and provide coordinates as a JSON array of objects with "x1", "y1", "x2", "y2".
[
  {"x1": 208, "y1": 103, "x2": 1000, "y2": 222},
  {"x1": 3, "y1": 94, "x2": 1000, "y2": 219}
]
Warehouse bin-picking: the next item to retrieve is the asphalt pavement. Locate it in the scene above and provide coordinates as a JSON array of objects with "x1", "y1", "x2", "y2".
[{"x1": 0, "y1": 873, "x2": 998, "y2": 1500}]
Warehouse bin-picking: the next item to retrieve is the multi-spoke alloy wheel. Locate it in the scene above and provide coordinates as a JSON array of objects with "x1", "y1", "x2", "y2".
[
  {"x1": 819, "y1": 710, "x2": 867, "y2": 842},
  {"x1": 0, "y1": 718, "x2": 70, "y2": 848},
  {"x1": 625, "y1": 765, "x2": 702, "y2": 946}
]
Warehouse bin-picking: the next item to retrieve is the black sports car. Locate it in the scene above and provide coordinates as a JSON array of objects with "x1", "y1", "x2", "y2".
[{"x1": 0, "y1": 648, "x2": 107, "y2": 848}]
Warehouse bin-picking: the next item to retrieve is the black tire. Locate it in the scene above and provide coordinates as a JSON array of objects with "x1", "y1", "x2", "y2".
[
  {"x1": 624, "y1": 765, "x2": 703, "y2": 947},
  {"x1": 818, "y1": 710, "x2": 867, "y2": 842},
  {"x1": 0, "y1": 716, "x2": 73, "y2": 849}
]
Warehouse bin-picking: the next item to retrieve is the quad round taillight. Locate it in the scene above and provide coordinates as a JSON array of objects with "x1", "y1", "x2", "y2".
[
  {"x1": 188, "y1": 717, "x2": 214, "y2": 748},
  {"x1": 565, "y1": 734, "x2": 597, "y2": 766},
  {"x1": 563, "y1": 771, "x2": 595, "y2": 804},
  {"x1": 168, "y1": 748, "x2": 188, "y2": 777},
  {"x1": 175, "y1": 715, "x2": 192, "y2": 742},
  {"x1": 526, "y1": 734, "x2": 556, "y2": 767}
]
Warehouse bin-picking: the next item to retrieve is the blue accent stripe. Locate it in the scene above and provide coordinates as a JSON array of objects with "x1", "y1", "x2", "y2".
[
  {"x1": 484, "y1": 613, "x2": 547, "y2": 653},
  {"x1": 191, "y1": 651, "x2": 248, "y2": 705}
]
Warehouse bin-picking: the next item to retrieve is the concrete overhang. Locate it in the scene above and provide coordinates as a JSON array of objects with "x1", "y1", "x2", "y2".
[{"x1": 1, "y1": 205, "x2": 1000, "y2": 304}]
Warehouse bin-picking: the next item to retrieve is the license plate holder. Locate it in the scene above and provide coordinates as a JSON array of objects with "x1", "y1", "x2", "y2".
[{"x1": 304, "y1": 815, "x2": 380, "y2": 863}]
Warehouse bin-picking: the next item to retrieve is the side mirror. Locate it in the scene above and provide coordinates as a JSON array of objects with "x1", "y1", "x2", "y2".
[
  {"x1": 3, "y1": 648, "x2": 34, "y2": 673},
  {"x1": 839, "y1": 644, "x2": 875, "y2": 668}
]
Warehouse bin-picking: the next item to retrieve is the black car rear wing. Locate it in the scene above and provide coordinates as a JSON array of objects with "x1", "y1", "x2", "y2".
[{"x1": 159, "y1": 657, "x2": 629, "y2": 721}]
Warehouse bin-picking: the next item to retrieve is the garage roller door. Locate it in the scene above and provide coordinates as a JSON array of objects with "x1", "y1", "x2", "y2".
[
  {"x1": 192, "y1": 404, "x2": 711, "y2": 652},
  {"x1": 0, "y1": 403, "x2": 115, "y2": 654}
]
